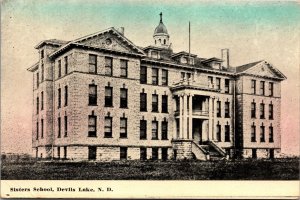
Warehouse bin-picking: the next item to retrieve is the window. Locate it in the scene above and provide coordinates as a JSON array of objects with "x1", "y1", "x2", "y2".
[
  {"x1": 36, "y1": 122, "x2": 39, "y2": 140},
  {"x1": 225, "y1": 125, "x2": 230, "y2": 142},
  {"x1": 41, "y1": 119, "x2": 44, "y2": 138},
  {"x1": 41, "y1": 49, "x2": 44, "y2": 59},
  {"x1": 162, "y1": 148, "x2": 168, "y2": 161},
  {"x1": 152, "y1": 120, "x2": 158, "y2": 140},
  {"x1": 58, "y1": 60, "x2": 61, "y2": 78},
  {"x1": 120, "y1": 59, "x2": 128, "y2": 78},
  {"x1": 88, "y1": 146, "x2": 96, "y2": 160},
  {"x1": 120, "y1": 88, "x2": 128, "y2": 108},
  {"x1": 251, "y1": 102, "x2": 256, "y2": 118},
  {"x1": 252, "y1": 149, "x2": 257, "y2": 159},
  {"x1": 260, "y1": 81, "x2": 265, "y2": 95},
  {"x1": 181, "y1": 72, "x2": 185, "y2": 80},
  {"x1": 269, "y1": 126, "x2": 274, "y2": 143},
  {"x1": 217, "y1": 101, "x2": 221, "y2": 117},
  {"x1": 36, "y1": 96, "x2": 39, "y2": 114},
  {"x1": 260, "y1": 124, "x2": 265, "y2": 142},
  {"x1": 208, "y1": 76, "x2": 213, "y2": 88},
  {"x1": 140, "y1": 93, "x2": 147, "y2": 112},
  {"x1": 64, "y1": 86, "x2": 68, "y2": 106},
  {"x1": 161, "y1": 121, "x2": 168, "y2": 140},
  {"x1": 269, "y1": 82, "x2": 274, "y2": 97},
  {"x1": 251, "y1": 123, "x2": 256, "y2": 142},
  {"x1": 162, "y1": 95, "x2": 168, "y2": 113},
  {"x1": 105, "y1": 57, "x2": 113, "y2": 76},
  {"x1": 41, "y1": 92, "x2": 44, "y2": 110},
  {"x1": 105, "y1": 86, "x2": 113, "y2": 107},
  {"x1": 104, "y1": 117, "x2": 112, "y2": 138},
  {"x1": 260, "y1": 103, "x2": 265, "y2": 119},
  {"x1": 41, "y1": 64, "x2": 44, "y2": 81},
  {"x1": 152, "y1": 68, "x2": 158, "y2": 85},
  {"x1": 64, "y1": 116, "x2": 68, "y2": 137},
  {"x1": 57, "y1": 147, "x2": 60, "y2": 159},
  {"x1": 216, "y1": 123, "x2": 221, "y2": 142},
  {"x1": 186, "y1": 73, "x2": 191, "y2": 80},
  {"x1": 225, "y1": 79, "x2": 230, "y2": 93},
  {"x1": 63, "y1": 146, "x2": 67, "y2": 159},
  {"x1": 269, "y1": 104, "x2": 273, "y2": 120},
  {"x1": 64, "y1": 56, "x2": 68, "y2": 75},
  {"x1": 89, "y1": 54, "x2": 97, "y2": 74},
  {"x1": 162, "y1": 69, "x2": 168, "y2": 86},
  {"x1": 88, "y1": 115, "x2": 97, "y2": 137},
  {"x1": 140, "y1": 120, "x2": 147, "y2": 139},
  {"x1": 152, "y1": 94, "x2": 158, "y2": 112},
  {"x1": 251, "y1": 80, "x2": 256, "y2": 94},
  {"x1": 216, "y1": 78, "x2": 221, "y2": 90},
  {"x1": 36, "y1": 72, "x2": 39, "y2": 87},
  {"x1": 120, "y1": 117, "x2": 127, "y2": 138},
  {"x1": 58, "y1": 117, "x2": 61, "y2": 138},
  {"x1": 58, "y1": 88, "x2": 61, "y2": 108},
  {"x1": 88, "y1": 84, "x2": 97, "y2": 105},
  {"x1": 225, "y1": 102, "x2": 230, "y2": 118},
  {"x1": 140, "y1": 147, "x2": 147, "y2": 160},
  {"x1": 140, "y1": 66, "x2": 147, "y2": 84},
  {"x1": 152, "y1": 148, "x2": 158, "y2": 160},
  {"x1": 269, "y1": 149, "x2": 274, "y2": 159},
  {"x1": 120, "y1": 147, "x2": 127, "y2": 160}
]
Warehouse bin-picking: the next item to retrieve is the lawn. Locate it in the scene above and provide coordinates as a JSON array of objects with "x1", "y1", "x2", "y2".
[{"x1": 1, "y1": 158, "x2": 299, "y2": 180}]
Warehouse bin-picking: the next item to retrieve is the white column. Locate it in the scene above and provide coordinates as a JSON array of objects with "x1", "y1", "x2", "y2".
[
  {"x1": 208, "y1": 97, "x2": 213, "y2": 141},
  {"x1": 189, "y1": 94, "x2": 193, "y2": 139},
  {"x1": 179, "y1": 95, "x2": 183, "y2": 139},
  {"x1": 183, "y1": 94, "x2": 188, "y2": 139}
]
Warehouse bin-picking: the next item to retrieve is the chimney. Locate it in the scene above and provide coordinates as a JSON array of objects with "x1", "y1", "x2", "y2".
[
  {"x1": 221, "y1": 49, "x2": 229, "y2": 68},
  {"x1": 118, "y1": 27, "x2": 124, "y2": 35}
]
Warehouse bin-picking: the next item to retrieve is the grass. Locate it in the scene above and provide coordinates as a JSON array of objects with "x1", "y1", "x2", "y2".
[{"x1": 1, "y1": 158, "x2": 299, "y2": 180}]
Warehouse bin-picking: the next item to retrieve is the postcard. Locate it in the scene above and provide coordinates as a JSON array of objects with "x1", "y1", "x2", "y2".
[{"x1": 1, "y1": 0, "x2": 299, "y2": 199}]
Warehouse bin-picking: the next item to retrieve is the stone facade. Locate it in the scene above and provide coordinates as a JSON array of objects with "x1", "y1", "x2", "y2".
[{"x1": 28, "y1": 15, "x2": 286, "y2": 161}]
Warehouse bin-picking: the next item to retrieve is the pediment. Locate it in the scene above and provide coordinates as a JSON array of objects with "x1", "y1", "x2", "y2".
[
  {"x1": 74, "y1": 28, "x2": 144, "y2": 55},
  {"x1": 244, "y1": 61, "x2": 286, "y2": 79}
]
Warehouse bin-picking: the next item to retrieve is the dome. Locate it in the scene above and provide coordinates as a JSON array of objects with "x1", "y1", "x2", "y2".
[{"x1": 154, "y1": 22, "x2": 168, "y2": 35}]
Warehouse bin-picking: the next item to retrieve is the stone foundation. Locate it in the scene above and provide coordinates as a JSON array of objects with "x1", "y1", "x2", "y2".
[{"x1": 172, "y1": 139, "x2": 193, "y2": 160}]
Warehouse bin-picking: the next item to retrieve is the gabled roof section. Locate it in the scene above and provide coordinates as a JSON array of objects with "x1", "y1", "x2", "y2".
[
  {"x1": 49, "y1": 27, "x2": 145, "y2": 58},
  {"x1": 235, "y1": 60, "x2": 264, "y2": 73},
  {"x1": 35, "y1": 39, "x2": 68, "y2": 49},
  {"x1": 235, "y1": 60, "x2": 286, "y2": 80}
]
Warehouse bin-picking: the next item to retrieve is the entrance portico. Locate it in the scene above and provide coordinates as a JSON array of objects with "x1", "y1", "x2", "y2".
[{"x1": 171, "y1": 80, "x2": 219, "y2": 159}]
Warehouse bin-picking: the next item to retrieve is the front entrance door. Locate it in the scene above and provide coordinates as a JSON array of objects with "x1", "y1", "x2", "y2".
[{"x1": 193, "y1": 119, "x2": 202, "y2": 144}]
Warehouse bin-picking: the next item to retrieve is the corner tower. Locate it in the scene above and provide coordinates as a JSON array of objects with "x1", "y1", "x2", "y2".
[{"x1": 153, "y1": 12, "x2": 170, "y2": 48}]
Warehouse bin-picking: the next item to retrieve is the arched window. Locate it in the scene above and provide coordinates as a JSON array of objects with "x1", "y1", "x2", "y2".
[{"x1": 164, "y1": 39, "x2": 166, "y2": 44}]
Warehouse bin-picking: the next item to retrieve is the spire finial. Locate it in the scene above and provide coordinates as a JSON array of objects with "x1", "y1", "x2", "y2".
[{"x1": 160, "y1": 12, "x2": 162, "y2": 23}]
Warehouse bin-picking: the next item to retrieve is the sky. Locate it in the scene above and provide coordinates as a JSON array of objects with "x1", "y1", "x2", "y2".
[{"x1": 1, "y1": 0, "x2": 299, "y2": 155}]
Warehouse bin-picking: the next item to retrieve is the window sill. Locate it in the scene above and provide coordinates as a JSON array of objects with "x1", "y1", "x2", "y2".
[
  {"x1": 120, "y1": 137, "x2": 128, "y2": 139},
  {"x1": 120, "y1": 107, "x2": 129, "y2": 109},
  {"x1": 88, "y1": 104, "x2": 98, "y2": 106},
  {"x1": 88, "y1": 136, "x2": 97, "y2": 138},
  {"x1": 152, "y1": 111, "x2": 159, "y2": 113},
  {"x1": 162, "y1": 112, "x2": 169, "y2": 114},
  {"x1": 140, "y1": 110, "x2": 147, "y2": 112},
  {"x1": 161, "y1": 138, "x2": 169, "y2": 140},
  {"x1": 140, "y1": 138, "x2": 147, "y2": 140},
  {"x1": 152, "y1": 138, "x2": 159, "y2": 140},
  {"x1": 104, "y1": 105, "x2": 114, "y2": 108},
  {"x1": 104, "y1": 136, "x2": 113, "y2": 138}
]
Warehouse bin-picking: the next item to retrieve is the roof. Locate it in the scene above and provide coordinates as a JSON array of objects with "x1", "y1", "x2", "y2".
[
  {"x1": 154, "y1": 22, "x2": 168, "y2": 35},
  {"x1": 27, "y1": 62, "x2": 39, "y2": 72},
  {"x1": 35, "y1": 39, "x2": 68, "y2": 49},
  {"x1": 235, "y1": 60, "x2": 264, "y2": 73}
]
